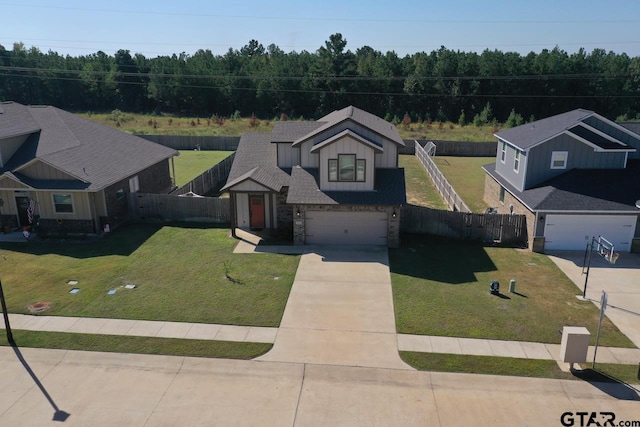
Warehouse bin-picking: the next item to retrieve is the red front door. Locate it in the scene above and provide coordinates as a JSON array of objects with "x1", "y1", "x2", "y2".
[{"x1": 249, "y1": 195, "x2": 265, "y2": 229}]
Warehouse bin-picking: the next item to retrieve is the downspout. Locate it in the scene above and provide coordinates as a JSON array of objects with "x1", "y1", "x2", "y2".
[{"x1": 230, "y1": 192, "x2": 237, "y2": 238}]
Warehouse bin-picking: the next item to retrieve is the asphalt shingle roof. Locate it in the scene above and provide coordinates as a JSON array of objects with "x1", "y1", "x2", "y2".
[
  {"x1": 286, "y1": 166, "x2": 406, "y2": 206},
  {"x1": 222, "y1": 132, "x2": 290, "y2": 191},
  {"x1": 0, "y1": 102, "x2": 177, "y2": 191},
  {"x1": 484, "y1": 162, "x2": 640, "y2": 212},
  {"x1": 292, "y1": 105, "x2": 405, "y2": 147},
  {"x1": 271, "y1": 121, "x2": 324, "y2": 143}
]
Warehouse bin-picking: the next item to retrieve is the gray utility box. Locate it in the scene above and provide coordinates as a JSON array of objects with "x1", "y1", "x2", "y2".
[{"x1": 560, "y1": 326, "x2": 590, "y2": 364}]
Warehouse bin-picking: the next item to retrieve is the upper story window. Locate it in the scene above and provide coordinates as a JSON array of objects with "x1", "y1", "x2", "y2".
[
  {"x1": 329, "y1": 154, "x2": 365, "y2": 182},
  {"x1": 514, "y1": 150, "x2": 520, "y2": 173},
  {"x1": 550, "y1": 151, "x2": 568, "y2": 169},
  {"x1": 129, "y1": 175, "x2": 140, "y2": 193},
  {"x1": 500, "y1": 141, "x2": 506, "y2": 163},
  {"x1": 52, "y1": 193, "x2": 74, "y2": 213}
]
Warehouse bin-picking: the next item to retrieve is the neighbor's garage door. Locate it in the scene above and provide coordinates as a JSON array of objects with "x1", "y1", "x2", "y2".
[
  {"x1": 305, "y1": 211, "x2": 388, "y2": 245},
  {"x1": 544, "y1": 214, "x2": 636, "y2": 251}
]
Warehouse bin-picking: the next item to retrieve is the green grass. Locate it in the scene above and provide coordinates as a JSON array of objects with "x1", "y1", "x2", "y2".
[
  {"x1": 401, "y1": 352, "x2": 640, "y2": 385},
  {"x1": 79, "y1": 112, "x2": 498, "y2": 141},
  {"x1": 174, "y1": 150, "x2": 234, "y2": 186},
  {"x1": 0, "y1": 330, "x2": 270, "y2": 359},
  {"x1": 401, "y1": 352, "x2": 575, "y2": 379},
  {"x1": 399, "y1": 155, "x2": 448, "y2": 209},
  {"x1": 432, "y1": 156, "x2": 494, "y2": 212},
  {"x1": 0, "y1": 223, "x2": 299, "y2": 327},
  {"x1": 390, "y1": 234, "x2": 635, "y2": 348}
]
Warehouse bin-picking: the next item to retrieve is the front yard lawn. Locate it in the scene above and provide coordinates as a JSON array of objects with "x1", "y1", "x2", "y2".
[
  {"x1": 431, "y1": 156, "x2": 494, "y2": 212},
  {"x1": 0, "y1": 223, "x2": 299, "y2": 327},
  {"x1": 390, "y1": 234, "x2": 635, "y2": 348}
]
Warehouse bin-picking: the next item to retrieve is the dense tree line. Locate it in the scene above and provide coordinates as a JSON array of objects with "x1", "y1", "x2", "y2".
[{"x1": 1, "y1": 34, "x2": 639, "y2": 123}]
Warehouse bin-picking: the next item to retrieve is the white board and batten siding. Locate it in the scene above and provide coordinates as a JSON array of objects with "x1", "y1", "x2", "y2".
[
  {"x1": 305, "y1": 211, "x2": 388, "y2": 245},
  {"x1": 543, "y1": 214, "x2": 636, "y2": 252},
  {"x1": 234, "y1": 192, "x2": 273, "y2": 229},
  {"x1": 318, "y1": 136, "x2": 376, "y2": 191},
  {"x1": 277, "y1": 143, "x2": 301, "y2": 168}
]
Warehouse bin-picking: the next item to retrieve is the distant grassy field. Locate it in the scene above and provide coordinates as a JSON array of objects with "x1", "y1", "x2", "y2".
[
  {"x1": 78, "y1": 111, "x2": 498, "y2": 141},
  {"x1": 174, "y1": 150, "x2": 234, "y2": 186}
]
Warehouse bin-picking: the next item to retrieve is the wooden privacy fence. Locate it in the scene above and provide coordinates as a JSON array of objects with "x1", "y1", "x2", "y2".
[
  {"x1": 139, "y1": 135, "x2": 240, "y2": 151},
  {"x1": 129, "y1": 193, "x2": 230, "y2": 224},
  {"x1": 172, "y1": 153, "x2": 235, "y2": 196},
  {"x1": 401, "y1": 205, "x2": 527, "y2": 245},
  {"x1": 415, "y1": 141, "x2": 471, "y2": 213}
]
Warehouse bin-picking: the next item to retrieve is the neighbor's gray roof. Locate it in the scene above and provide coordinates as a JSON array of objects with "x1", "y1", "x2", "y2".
[
  {"x1": 286, "y1": 166, "x2": 406, "y2": 205},
  {"x1": 271, "y1": 121, "x2": 324, "y2": 143},
  {"x1": 495, "y1": 109, "x2": 596, "y2": 150},
  {"x1": 0, "y1": 102, "x2": 177, "y2": 191},
  {"x1": 292, "y1": 105, "x2": 405, "y2": 147},
  {"x1": 222, "y1": 132, "x2": 290, "y2": 191},
  {"x1": 620, "y1": 122, "x2": 640, "y2": 135},
  {"x1": 484, "y1": 162, "x2": 640, "y2": 212}
]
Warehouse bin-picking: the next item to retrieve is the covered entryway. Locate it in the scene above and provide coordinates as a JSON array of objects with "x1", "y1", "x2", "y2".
[
  {"x1": 543, "y1": 214, "x2": 636, "y2": 251},
  {"x1": 305, "y1": 210, "x2": 388, "y2": 245},
  {"x1": 249, "y1": 195, "x2": 265, "y2": 229}
]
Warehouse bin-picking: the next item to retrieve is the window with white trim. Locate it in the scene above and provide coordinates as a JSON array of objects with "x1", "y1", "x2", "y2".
[
  {"x1": 550, "y1": 151, "x2": 568, "y2": 169},
  {"x1": 499, "y1": 187, "x2": 505, "y2": 203},
  {"x1": 513, "y1": 150, "x2": 520, "y2": 173},
  {"x1": 129, "y1": 175, "x2": 140, "y2": 193},
  {"x1": 500, "y1": 141, "x2": 506, "y2": 163},
  {"x1": 52, "y1": 194, "x2": 74, "y2": 213}
]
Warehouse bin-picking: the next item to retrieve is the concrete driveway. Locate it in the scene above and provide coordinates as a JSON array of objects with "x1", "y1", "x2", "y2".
[
  {"x1": 547, "y1": 251, "x2": 640, "y2": 347},
  {"x1": 257, "y1": 245, "x2": 412, "y2": 370}
]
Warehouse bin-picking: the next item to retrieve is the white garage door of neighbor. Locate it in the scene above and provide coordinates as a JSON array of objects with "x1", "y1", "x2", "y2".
[
  {"x1": 305, "y1": 211, "x2": 388, "y2": 245},
  {"x1": 544, "y1": 214, "x2": 636, "y2": 251}
]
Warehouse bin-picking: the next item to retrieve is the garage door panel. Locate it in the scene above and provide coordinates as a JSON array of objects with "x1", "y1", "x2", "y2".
[
  {"x1": 306, "y1": 211, "x2": 388, "y2": 245},
  {"x1": 544, "y1": 215, "x2": 636, "y2": 251}
]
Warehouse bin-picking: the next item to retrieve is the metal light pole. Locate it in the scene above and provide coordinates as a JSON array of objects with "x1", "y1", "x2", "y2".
[{"x1": 0, "y1": 278, "x2": 13, "y2": 344}]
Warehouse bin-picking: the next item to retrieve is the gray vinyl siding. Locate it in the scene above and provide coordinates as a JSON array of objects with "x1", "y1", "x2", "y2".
[
  {"x1": 494, "y1": 140, "x2": 525, "y2": 191},
  {"x1": 524, "y1": 134, "x2": 627, "y2": 189},
  {"x1": 583, "y1": 116, "x2": 640, "y2": 159},
  {"x1": 20, "y1": 160, "x2": 79, "y2": 180}
]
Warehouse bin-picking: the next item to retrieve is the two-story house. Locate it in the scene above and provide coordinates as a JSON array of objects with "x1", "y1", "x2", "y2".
[
  {"x1": 222, "y1": 106, "x2": 406, "y2": 247},
  {"x1": 483, "y1": 109, "x2": 640, "y2": 252}
]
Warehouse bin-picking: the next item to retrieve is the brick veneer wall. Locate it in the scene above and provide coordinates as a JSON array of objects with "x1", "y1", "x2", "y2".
[
  {"x1": 483, "y1": 174, "x2": 535, "y2": 250},
  {"x1": 276, "y1": 189, "x2": 293, "y2": 241}
]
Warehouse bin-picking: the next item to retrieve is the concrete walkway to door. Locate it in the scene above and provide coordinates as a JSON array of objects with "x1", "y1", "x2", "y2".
[{"x1": 257, "y1": 245, "x2": 412, "y2": 370}]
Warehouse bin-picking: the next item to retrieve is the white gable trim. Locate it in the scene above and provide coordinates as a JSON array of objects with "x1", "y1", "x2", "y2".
[{"x1": 309, "y1": 129, "x2": 383, "y2": 153}]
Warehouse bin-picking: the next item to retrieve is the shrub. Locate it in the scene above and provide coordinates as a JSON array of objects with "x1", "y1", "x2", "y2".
[
  {"x1": 249, "y1": 113, "x2": 260, "y2": 127},
  {"x1": 401, "y1": 112, "x2": 411, "y2": 128},
  {"x1": 280, "y1": 113, "x2": 289, "y2": 121},
  {"x1": 504, "y1": 108, "x2": 524, "y2": 128},
  {"x1": 231, "y1": 110, "x2": 241, "y2": 121}
]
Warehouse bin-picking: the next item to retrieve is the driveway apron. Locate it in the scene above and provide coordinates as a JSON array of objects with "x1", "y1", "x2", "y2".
[
  {"x1": 547, "y1": 251, "x2": 640, "y2": 347},
  {"x1": 257, "y1": 245, "x2": 412, "y2": 370}
]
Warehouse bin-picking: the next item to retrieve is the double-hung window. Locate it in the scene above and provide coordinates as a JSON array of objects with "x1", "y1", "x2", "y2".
[
  {"x1": 52, "y1": 194, "x2": 74, "y2": 213},
  {"x1": 514, "y1": 150, "x2": 520, "y2": 173},
  {"x1": 550, "y1": 151, "x2": 568, "y2": 169},
  {"x1": 500, "y1": 141, "x2": 506, "y2": 163}
]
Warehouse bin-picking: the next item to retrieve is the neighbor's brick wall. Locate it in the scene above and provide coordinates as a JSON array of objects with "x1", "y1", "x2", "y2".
[{"x1": 483, "y1": 174, "x2": 535, "y2": 250}]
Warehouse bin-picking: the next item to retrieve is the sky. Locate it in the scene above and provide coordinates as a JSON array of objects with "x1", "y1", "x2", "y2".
[{"x1": 1, "y1": 0, "x2": 639, "y2": 58}]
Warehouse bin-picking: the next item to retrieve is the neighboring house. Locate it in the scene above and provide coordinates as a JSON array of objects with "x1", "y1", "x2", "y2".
[
  {"x1": 222, "y1": 106, "x2": 406, "y2": 247},
  {"x1": 483, "y1": 109, "x2": 640, "y2": 252},
  {"x1": 0, "y1": 101, "x2": 178, "y2": 235}
]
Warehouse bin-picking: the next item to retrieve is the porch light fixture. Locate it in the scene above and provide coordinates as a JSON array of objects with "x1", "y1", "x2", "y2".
[
  {"x1": 296, "y1": 209, "x2": 301, "y2": 217},
  {"x1": 392, "y1": 209, "x2": 397, "y2": 218}
]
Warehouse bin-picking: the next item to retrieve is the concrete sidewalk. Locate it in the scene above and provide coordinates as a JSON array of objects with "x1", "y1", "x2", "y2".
[{"x1": 4, "y1": 309, "x2": 640, "y2": 367}]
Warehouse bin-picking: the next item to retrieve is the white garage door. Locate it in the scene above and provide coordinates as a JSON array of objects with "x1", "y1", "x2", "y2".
[
  {"x1": 305, "y1": 211, "x2": 388, "y2": 245},
  {"x1": 544, "y1": 214, "x2": 636, "y2": 251}
]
